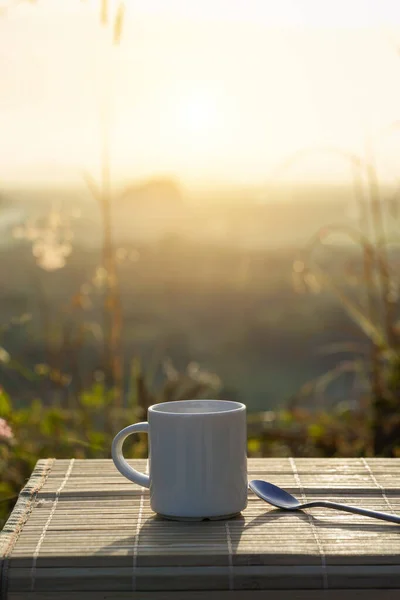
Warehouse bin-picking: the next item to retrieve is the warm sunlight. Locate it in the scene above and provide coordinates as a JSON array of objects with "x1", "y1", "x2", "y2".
[
  {"x1": 2, "y1": 3, "x2": 400, "y2": 572},
  {"x1": 1, "y1": 0, "x2": 400, "y2": 186},
  {"x1": 177, "y1": 89, "x2": 219, "y2": 138}
]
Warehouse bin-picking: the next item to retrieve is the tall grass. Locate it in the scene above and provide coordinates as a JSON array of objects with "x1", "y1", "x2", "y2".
[
  {"x1": 83, "y1": 1, "x2": 126, "y2": 405},
  {"x1": 275, "y1": 140, "x2": 399, "y2": 455}
]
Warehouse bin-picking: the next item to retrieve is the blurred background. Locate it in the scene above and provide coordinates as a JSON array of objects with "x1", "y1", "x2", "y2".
[{"x1": 1, "y1": 0, "x2": 400, "y2": 524}]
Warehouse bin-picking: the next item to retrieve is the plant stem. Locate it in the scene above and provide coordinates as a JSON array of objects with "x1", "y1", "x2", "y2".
[
  {"x1": 365, "y1": 140, "x2": 395, "y2": 349},
  {"x1": 99, "y1": 39, "x2": 123, "y2": 407},
  {"x1": 350, "y1": 162, "x2": 381, "y2": 405}
]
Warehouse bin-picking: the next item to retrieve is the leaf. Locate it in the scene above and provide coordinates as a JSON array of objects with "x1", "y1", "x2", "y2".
[
  {"x1": 80, "y1": 383, "x2": 106, "y2": 408},
  {"x1": 317, "y1": 342, "x2": 368, "y2": 356},
  {"x1": 313, "y1": 361, "x2": 363, "y2": 406},
  {"x1": 88, "y1": 431, "x2": 106, "y2": 448},
  {"x1": 247, "y1": 438, "x2": 261, "y2": 455},
  {"x1": 0, "y1": 482, "x2": 14, "y2": 499},
  {"x1": 40, "y1": 410, "x2": 64, "y2": 437},
  {"x1": 113, "y1": 2, "x2": 125, "y2": 45},
  {"x1": 63, "y1": 435, "x2": 105, "y2": 452},
  {"x1": 0, "y1": 347, "x2": 10, "y2": 364},
  {"x1": 0, "y1": 389, "x2": 11, "y2": 417},
  {"x1": 308, "y1": 424, "x2": 324, "y2": 439},
  {"x1": 7, "y1": 359, "x2": 36, "y2": 381},
  {"x1": 312, "y1": 264, "x2": 387, "y2": 349}
]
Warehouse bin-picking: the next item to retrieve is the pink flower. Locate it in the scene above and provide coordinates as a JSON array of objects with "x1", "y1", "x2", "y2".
[{"x1": 0, "y1": 418, "x2": 13, "y2": 440}]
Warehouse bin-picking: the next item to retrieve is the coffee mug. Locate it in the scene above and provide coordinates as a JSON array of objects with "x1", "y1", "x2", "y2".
[{"x1": 111, "y1": 399, "x2": 248, "y2": 520}]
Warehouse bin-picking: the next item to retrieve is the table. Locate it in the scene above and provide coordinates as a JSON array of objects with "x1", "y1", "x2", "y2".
[{"x1": 1, "y1": 458, "x2": 400, "y2": 599}]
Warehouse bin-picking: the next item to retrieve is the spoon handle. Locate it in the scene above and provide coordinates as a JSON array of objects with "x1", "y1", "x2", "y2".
[{"x1": 303, "y1": 500, "x2": 400, "y2": 524}]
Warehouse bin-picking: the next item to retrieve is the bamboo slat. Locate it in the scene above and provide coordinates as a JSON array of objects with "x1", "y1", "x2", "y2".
[{"x1": 1, "y1": 458, "x2": 400, "y2": 598}]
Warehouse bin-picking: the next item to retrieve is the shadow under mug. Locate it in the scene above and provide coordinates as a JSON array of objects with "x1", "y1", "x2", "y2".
[{"x1": 111, "y1": 399, "x2": 248, "y2": 520}]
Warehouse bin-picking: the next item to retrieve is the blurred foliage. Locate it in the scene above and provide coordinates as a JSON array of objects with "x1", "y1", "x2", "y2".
[
  {"x1": 247, "y1": 401, "x2": 400, "y2": 460},
  {"x1": 1, "y1": 152, "x2": 400, "y2": 528},
  {"x1": 0, "y1": 358, "x2": 222, "y2": 528},
  {"x1": 1, "y1": 0, "x2": 399, "y2": 535},
  {"x1": 285, "y1": 143, "x2": 400, "y2": 459}
]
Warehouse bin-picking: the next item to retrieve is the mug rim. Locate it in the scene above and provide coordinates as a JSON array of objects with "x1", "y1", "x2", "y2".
[{"x1": 148, "y1": 399, "x2": 246, "y2": 416}]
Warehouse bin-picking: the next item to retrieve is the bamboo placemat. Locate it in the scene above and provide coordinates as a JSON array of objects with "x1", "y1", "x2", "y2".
[{"x1": 1, "y1": 458, "x2": 400, "y2": 599}]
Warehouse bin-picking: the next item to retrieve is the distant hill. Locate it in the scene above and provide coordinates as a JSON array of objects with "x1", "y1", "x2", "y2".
[
  {"x1": 119, "y1": 177, "x2": 184, "y2": 208},
  {"x1": 0, "y1": 179, "x2": 394, "y2": 249}
]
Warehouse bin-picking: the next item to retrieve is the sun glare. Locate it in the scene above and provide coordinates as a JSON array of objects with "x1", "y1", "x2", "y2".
[
  {"x1": 177, "y1": 90, "x2": 219, "y2": 137},
  {"x1": 150, "y1": 84, "x2": 233, "y2": 171},
  {"x1": 2, "y1": 2, "x2": 400, "y2": 185}
]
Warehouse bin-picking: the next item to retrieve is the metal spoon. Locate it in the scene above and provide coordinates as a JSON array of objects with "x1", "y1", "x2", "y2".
[{"x1": 249, "y1": 480, "x2": 400, "y2": 524}]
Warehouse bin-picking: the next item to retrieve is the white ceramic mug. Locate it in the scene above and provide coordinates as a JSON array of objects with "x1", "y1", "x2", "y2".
[{"x1": 111, "y1": 399, "x2": 248, "y2": 520}]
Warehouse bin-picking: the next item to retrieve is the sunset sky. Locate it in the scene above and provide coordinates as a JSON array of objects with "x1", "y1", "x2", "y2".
[{"x1": 1, "y1": 0, "x2": 400, "y2": 188}]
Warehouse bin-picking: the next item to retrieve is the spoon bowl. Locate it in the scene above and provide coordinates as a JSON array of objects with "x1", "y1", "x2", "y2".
[
  {"x1": 248, "y1": 479, "x2": 400, "y2": 524},
  {"x1": 249, "y1": 480, "x2": 301, "y2": 510}
]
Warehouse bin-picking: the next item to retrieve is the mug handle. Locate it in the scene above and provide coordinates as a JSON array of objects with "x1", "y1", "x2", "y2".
[{"x1": 111, "y1": 422, "x2": 150, "y2": 488}]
